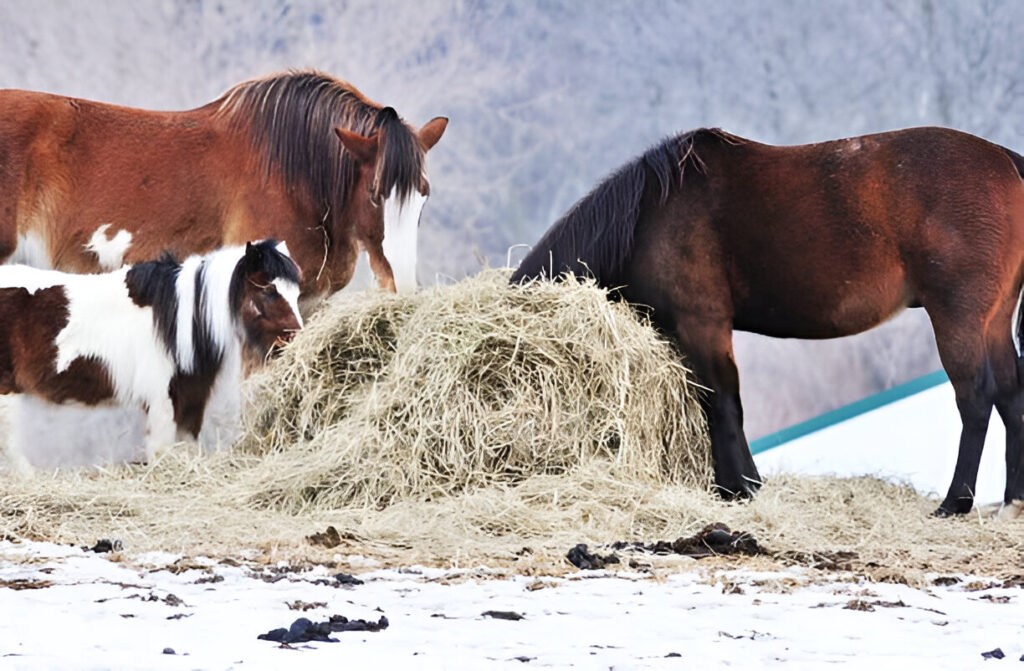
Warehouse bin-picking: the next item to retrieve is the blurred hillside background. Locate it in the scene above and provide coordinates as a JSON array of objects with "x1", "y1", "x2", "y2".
[{"x1": 2, "y1": 0, "x2": 1022, "y2": 437}]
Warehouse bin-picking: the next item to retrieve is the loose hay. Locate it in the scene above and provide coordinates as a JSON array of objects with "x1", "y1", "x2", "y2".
[{"x1": 1, "y1": 271, "x2": 1023, "y2": 581}]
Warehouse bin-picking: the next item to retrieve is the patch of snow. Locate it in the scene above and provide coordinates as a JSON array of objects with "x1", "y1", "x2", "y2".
[{"x1": 1, "y1": 540, "x2": 1020, "y2": 669}]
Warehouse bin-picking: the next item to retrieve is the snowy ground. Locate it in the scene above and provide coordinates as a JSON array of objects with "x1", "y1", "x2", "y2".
[{"x1": 1, "y1": 539, "x2": 1021, "y2": 670}]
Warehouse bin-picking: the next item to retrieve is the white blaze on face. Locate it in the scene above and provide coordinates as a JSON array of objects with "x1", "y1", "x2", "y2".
[
  {"x1": 273, "y1": 241, "x2": 303, "y2": 328},
  {"x1": 272, "y1": 278, "x2": 303, "y2": 329},
  {"x1": 381, "y1": 189, "x2": 427, "y2": 293},
  {"x1": 84, "y1": 224, "x2": 133, "y2": 271}
]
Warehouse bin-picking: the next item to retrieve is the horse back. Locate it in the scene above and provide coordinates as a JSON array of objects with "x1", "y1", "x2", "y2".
[
  {"x1": 0, "y1": 89, "x2": 294, "y2": 272},
  {"x1": 634, "y1": 127, "x2": 1024, "y2": 338}
]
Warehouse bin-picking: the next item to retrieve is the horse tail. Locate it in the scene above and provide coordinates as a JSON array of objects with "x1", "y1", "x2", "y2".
[{"x1": 1002, "y1": 144, "x2": 1024, "y2": 379}]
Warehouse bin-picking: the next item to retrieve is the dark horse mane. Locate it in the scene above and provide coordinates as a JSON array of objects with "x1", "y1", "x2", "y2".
[
  {"x1": 511, "y1": 128, "x2": 742, "y2": 287},
  {"x1": 126, "y1": 240, "x2": 300, "y2": 379},
  {"x1": 213, "y1": 70, "x2": 426, "y2": 223}
]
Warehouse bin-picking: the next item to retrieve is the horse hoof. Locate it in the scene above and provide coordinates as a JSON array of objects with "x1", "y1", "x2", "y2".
[
  {"x1": 714, "y1": 480, "x2": 761, "y2": 501},
  {"x1": 997, "y1": 500, "x2": 1024, "y2": 520},
  {"x1": 933, "y1": 501, "x2": 972, "y2": 517}
]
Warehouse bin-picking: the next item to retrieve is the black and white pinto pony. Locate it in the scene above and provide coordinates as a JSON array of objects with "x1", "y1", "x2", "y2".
[{"x1": 0, "y1": 239, "x2": 302, "y2": 464}]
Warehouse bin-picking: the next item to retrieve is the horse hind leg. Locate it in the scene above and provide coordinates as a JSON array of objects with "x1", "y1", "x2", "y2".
[
  {"x1": 994, "y1": 298, "x2": 1024, "y2": 518},
  {"x1": 930, "y1": 311, "x2": 1000, "y2": 516}
]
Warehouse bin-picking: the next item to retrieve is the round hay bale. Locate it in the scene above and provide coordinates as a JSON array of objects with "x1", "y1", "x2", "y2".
[{"x1": 236, "y1": 270, "x2": 712, "y2": 512}]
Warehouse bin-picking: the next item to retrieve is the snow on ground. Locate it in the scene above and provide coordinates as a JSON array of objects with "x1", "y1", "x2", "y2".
[
  {"x1": 1, "y1": 539, "x2": 1021, "y2": 670},
  {"x1": 755, "y1": 382, "x2": 1007, "y2": 505}
]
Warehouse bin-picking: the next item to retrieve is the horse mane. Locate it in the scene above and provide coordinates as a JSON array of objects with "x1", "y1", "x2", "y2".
[
  {"x1": 125, "y1": 241, "x2": 300, "y2": 381},
  {"x1": 214, "y1": 70, "x2": 426, "y2": 221},
  {"x1": 510, "y1": 128, "x2": 739, "y2": 286},
  {"x1": 125, "y1": 252, "x2": 182, "y2": 361}
]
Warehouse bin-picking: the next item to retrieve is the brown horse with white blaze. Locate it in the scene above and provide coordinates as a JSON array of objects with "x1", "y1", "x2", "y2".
[
  {"x1": 0, "y1": 70, "x2": 447, "y2": 307},
  {"x1": 512, "y1": 126, "x2": 1024, "y2": 517}
]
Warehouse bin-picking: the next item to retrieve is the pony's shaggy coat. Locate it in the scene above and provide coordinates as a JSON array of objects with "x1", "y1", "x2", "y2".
[{"x1": 0, "y1": 240, "x2": 301, "y2": 460}]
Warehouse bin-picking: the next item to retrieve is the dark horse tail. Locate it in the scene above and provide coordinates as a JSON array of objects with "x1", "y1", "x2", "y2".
[
  {"x1": 1001, "y1": 143, "x2": 1024, "y2": 375},
  {"x1": 1002, "y1": 144, "x2": 1024, "y2": 180},
  {"x1": 510, "y1": 129, "x2": 722, "y2": 287}
]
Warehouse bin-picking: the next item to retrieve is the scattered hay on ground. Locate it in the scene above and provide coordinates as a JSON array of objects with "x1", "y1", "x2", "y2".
[{"x1": 1, "y1": 271, "x2": 1022, "y2": 581}]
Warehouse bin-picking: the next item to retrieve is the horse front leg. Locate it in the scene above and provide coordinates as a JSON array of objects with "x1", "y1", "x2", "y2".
[
  {"x1": 361, "y1": 237, "x2": 397, "y2": 293},
  {"x1": 142, "y1": 396, "x2": 177, "y2": 463},
  {"x1": 673, "y1": 316, "x2": 762, "y2": 498}
]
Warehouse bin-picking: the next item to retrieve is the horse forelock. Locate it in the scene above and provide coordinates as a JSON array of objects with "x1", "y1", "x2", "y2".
[
  {"x1": 374, "y1": 106, "x2": 426, "y2": 204},
  {"x1": 214, "y1": 70, "x2": 424, "y2": 220}
]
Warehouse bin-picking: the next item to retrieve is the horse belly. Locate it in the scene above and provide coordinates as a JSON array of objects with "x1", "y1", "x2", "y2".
[{"x1": 733, "y1": 264, "x2": 911, "y2": 339}]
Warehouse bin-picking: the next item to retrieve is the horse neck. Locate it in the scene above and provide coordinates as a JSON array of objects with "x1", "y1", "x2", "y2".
[{"x1": 187, "y1": 247, "x2": 246, "y2": 367}]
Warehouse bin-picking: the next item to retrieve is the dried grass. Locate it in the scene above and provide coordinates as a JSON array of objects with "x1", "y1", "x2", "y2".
[{"x1": 1, "y1": 271, "x2": 1022, "y2": 581}]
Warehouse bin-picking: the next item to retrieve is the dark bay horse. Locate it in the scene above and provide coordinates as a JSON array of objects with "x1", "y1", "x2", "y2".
[
  {"x1": 512, "y1": 126, "x2": 1024, "y2": 517},
  {"x1": 0, "y1": 239, "x2": 302, "y2": 460},
  {"x1": 0, "y1": 70, "x2": 447, "y2": 307}
]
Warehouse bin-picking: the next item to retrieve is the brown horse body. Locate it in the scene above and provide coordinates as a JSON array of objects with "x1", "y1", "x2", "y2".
[
  {"x1": 0, "y1": 71, "x2": 447, "y2": 307},
  {"x1": 513, "y1": 126, "x2": 1024, "y2": 516}
]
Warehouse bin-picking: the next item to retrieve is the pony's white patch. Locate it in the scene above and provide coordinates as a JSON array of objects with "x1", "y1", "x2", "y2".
[
  {"x1": 9, "y1": 231, "x2": 53, "y2": 269},
  {"x1": 0, "y1": 264, "x2": 66, "y2": 292},
  {"x1": 1012, "y1": 285, "x2": 1023, "y2": 357},
  {"x1": 382, "y1": 189, "x2": 427, "y2": 293},
  {"x1": 84, "y1": 224, "x2": 133, "y2": 271},
  {"x1": 50, "y1": 267, "x2": 179, "y2": 457},
  {"x1": 196, "y1": 343, "x2": 242, "y2": 452},
  {"x1": 272, "y1": 241, "x2": 303, "y2": 328},
  {"x1": 195, "y1": 246, "x2": 249, "y2": 360},
  {"x1": 173, "y1": 255, "x2": 203, "y2": 373},
  {"x1": 273, "y1": 278, "x2": 304, "y2": 329}
]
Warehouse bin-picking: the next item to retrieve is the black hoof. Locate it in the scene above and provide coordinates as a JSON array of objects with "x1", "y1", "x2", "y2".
[
  {"x1": 933, "y1": 498, "x2": 973, "y2": 517},
  {"x1": 714, "y1": 477, "x2": 762, "y2": 501}
]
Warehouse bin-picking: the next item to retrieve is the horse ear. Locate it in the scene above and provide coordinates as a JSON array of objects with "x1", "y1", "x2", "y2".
[
  {"x1": 244, "y1": 241, "x2": 264, "y2": 265},
  {"x1": 417, "y1": 116, "x2": 448, "y2": 151},
  {"x1": 335, "y1": 127, "x2": 378, "y2": 164}
]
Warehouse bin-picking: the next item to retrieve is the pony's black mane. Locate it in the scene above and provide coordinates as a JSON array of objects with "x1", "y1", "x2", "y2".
[
  {"x1": 125, "y1": 252, "x2": 181, "y2": 360},
  {"x1": 215, "y1": 70, "x2": 426, "y2": 225},
  {"x1": 511, "y1": 128, "x2": 735, "y2": 287},
  {"x1": 126, "y1": 240, "x2": 300, "y2": 381}
]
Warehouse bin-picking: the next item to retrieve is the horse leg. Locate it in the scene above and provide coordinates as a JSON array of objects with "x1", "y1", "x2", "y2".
[
  {"x1": 671, "y1": 315, "x2": 761, "y2": 498},
  {"x1": 142, "y1": 396, "x2": 177, "y2": 463},
  {"x1": 995, "y1": 389, "x2": 1024, "y2": 518},
  {"x1": 991, "y1": 330, "x2": 1024, "y2": 518},
  {"x1": 363, "y1": 237, "x2": 397, "y2": 293},
  {"x1": 931, "y1": 317, "x2": 996, "y2": 516}
]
